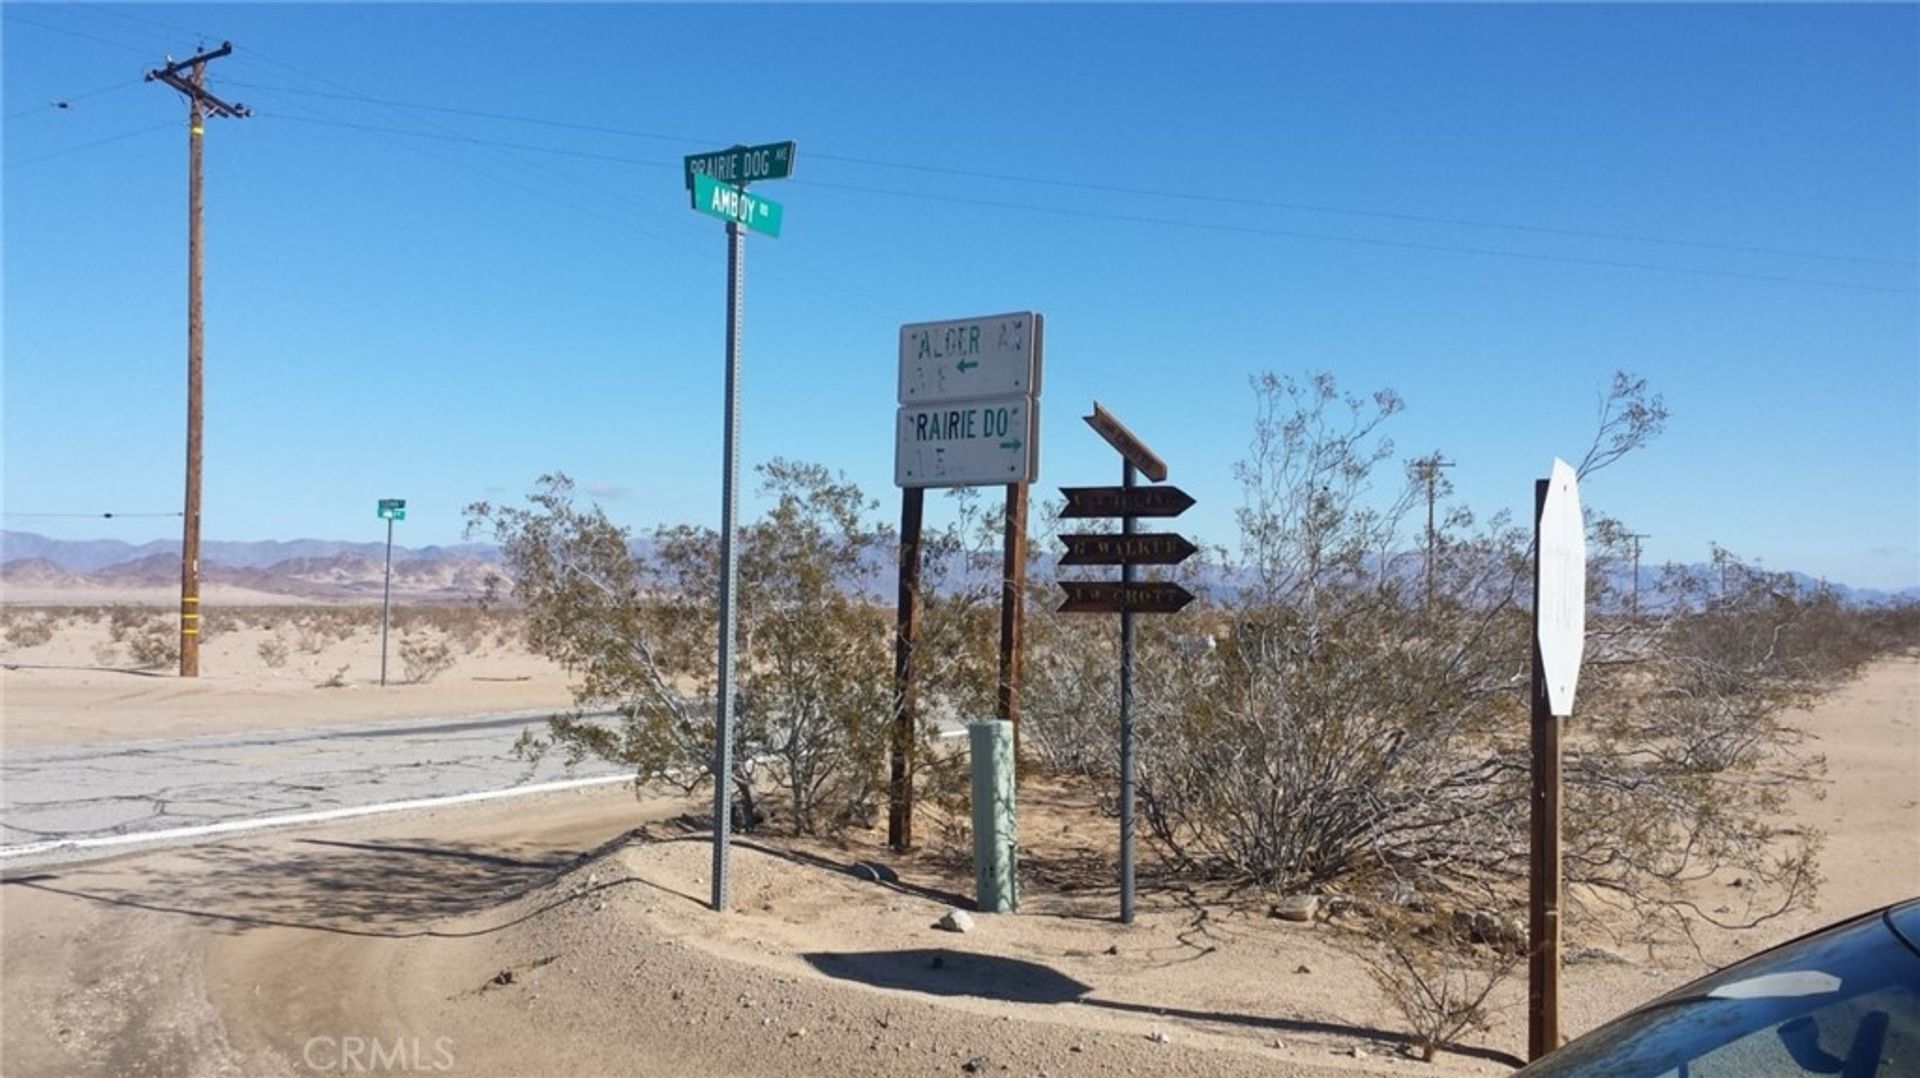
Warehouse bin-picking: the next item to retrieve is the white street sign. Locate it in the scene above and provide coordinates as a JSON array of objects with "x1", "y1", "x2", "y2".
[
  {"x1": 896, "y1": 396, "x2": 1038, "y2": 488},
  {"x1": 898, "y1": 311, "x2": 1042, "y2": 404},
  {"x1": 1536, "y1": 457, "x2": 1586, "y2": 717}
]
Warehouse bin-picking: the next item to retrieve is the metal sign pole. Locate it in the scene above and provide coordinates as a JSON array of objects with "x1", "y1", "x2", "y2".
[
  {"x1": 711, "y1": 218, "x2": 744, "y2": 913},
  {"x1": 380, "y1": 515, "x2": 394, "y2": 687},
  {"x1": 1119, "y1": 460, "x2": 1138, "y2": 924}
]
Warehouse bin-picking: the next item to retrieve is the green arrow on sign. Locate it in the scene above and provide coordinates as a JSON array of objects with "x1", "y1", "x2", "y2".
[
  {"x1": 691, "y1": 172, "x2": 783, "y2": 238},
  {"x1": 999, "y1": 439, "x2": 1022, "y2": 450},
  {"x1": 957, "y1": 359, "x2": 979, "y2": 373}
]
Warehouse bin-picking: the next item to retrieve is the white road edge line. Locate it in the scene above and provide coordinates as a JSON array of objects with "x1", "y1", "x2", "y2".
[{"x1": 0, "y1": 771, "x2": 634, "y2": 862}]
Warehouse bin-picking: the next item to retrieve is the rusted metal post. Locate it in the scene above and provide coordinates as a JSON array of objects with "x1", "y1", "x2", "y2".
[
  {"x1": 890, "y1": 486, "x2": 925, "y2": 851},
  {"x1": 1118, "y1": 460, "x2": 1138, "y2": 924},
  {"x1": 1528, "y1": 477, "x2": 1563, "y2": 1059},
  {"x1": 998, "y1": 482, "x2": 1028, "y2": 764}
]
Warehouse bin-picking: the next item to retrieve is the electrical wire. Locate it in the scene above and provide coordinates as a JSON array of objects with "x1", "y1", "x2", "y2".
[
  {"x1": 222, "y1": 79, "x2": 1916, "y2": 271},
  {"x1": 2, "y1": 512, "x2": 184, "y2": 519},
  {"x1": 242, "y1": 112, "x2": 1915, "y2": 296},
  {"x1": 3, "y1": 77, "x2": 144, "y2": 122},
  {"x1": 5, "y1": 121, "x2": 175, "y2": 169},
  {"x1": 2, "y1": 10, "x2": 161, "y2": 58}
]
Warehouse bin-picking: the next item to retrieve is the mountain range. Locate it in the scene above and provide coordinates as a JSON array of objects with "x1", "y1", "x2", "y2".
[{"x1": 2, "y1": 530, "x2": 1914, "y2": 608}]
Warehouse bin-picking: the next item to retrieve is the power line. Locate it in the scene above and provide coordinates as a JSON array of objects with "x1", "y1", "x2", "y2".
[
  {"x1": 3, "y1": 512, "x2": 184, "y2": 519},
  {"x1": 5, "y1": 122, "x2": 175, "y2": 169},
  {"x1": 792, "y1": 178, "x2": 1915, "y2": 296},
  {"x1": 3, "y1": 77, "x2": 144, "y2": 122},
  {"x1": 244, "y1": 112, "x2": 1912, "y2": 295},
  {"x1": 2, "y1": 10, "x2": 162, "y2": 58},
  {"x1": 226, "y1": 78, "x2": 1916, "y2": 270}
]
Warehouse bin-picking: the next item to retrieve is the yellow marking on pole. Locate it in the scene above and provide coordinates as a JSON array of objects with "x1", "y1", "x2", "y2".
[
  {"x1": 192, "y1": 125, "x2": 204, "y2": 135},
  {"x1": 182, "y1": 628, "x2": 199, "y2": 635},
  {"x1": 182, "y1": 596, "x2": 199, "y2": 604},
  {"x1": 181, "y1": 613, "x2": 201, "y2": 621}
]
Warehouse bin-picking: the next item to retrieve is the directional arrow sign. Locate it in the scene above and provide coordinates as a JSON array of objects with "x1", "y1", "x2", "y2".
[
  {"x1": 1058, "y1": 532, "x2": 1198, "y2": 567},
  {"x1": 1058, "y1": 485, "x2": 1194, "y2": 519},
  {"x1": 1536, "y1": 458, "x2": 1585, "y2": 717},
  {"x1": 1084, "y1": 402, "x2": 1167, "y2": 482},
  {"x1": 692, "y1": 172, "x2": 783, "y2": 237},
  {"x1": 896, "y1": 395, "x2": 1038, "y2": 488},
  {"x1": 1057, "y1": 580, "x2": 1194, "y2": 615},
  {"x1": 898, "y1": 311, "x2": 1043, "y2": 404},
  {"x1": 683, "y1": 141, "x2": 796, "y2": 190}
]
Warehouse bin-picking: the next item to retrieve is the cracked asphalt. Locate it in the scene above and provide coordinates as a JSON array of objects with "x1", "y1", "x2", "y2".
[{"x1": 0, "y1": 709, "x2": 626, "y2": 863}]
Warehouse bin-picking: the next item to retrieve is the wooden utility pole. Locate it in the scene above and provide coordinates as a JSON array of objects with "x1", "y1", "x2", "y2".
[
  {"x1": 147, "y1": 43, "x2": 247, "y2": 678},
  {"x1": 1624, "y1": 531, "x2": 1649, "y2": 616},
  {"x1": 1415, "y1": 453, "x2": 1453, "y2": 608}
]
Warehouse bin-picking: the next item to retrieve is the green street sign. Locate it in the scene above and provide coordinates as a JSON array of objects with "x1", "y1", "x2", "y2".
[
  {"x1": 377, "y1": 498, "x2": 406, "y2": 521},
  {"x1": 683, "y1": 141, "x2": 796, "y2": 190},
  {"x1": 692, "y1": 172, "x2": 783, "y2": 238}
]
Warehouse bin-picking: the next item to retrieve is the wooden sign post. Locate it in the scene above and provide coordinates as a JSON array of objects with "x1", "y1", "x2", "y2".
[
  {"x1": 1529, "y1": 458, "x2": 1585, "y2": 1060},
  {"x1": 891, "y1": 312, "x2": 1044, "y2": 852}
]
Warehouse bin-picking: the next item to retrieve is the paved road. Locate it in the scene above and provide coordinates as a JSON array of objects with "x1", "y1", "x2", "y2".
[{"x1": 0, "y1": 710, "x2": 627, "y2": 865}]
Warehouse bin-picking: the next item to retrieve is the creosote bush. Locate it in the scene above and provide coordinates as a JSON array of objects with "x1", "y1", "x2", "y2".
[
  {"x1": 399, "y1": 633, "x2": 455, "y2": 684},
  {"x1": 468, "y1": 463, "x2": 981, "y2": 837}
]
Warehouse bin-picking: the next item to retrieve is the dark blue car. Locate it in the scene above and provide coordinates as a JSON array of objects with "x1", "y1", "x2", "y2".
[{"x1": 1515, "y1": 899, "x2": 1920, "y2": 1076}]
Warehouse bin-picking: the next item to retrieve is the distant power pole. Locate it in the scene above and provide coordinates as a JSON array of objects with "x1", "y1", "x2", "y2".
[
  {"x1": 1624, "y1": 532, "x2": 1649, "y2": 616},
  {"x1": 1414, "y1": 454, "x2": 1454, "y2": 608},
  {"x1": 147, "y1": 43, "x2": 248, "y2": 677}
]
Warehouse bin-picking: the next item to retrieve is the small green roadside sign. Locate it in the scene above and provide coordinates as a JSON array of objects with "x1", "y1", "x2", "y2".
[
  {"x1": 377, "y1": 498, "x2": 406, "y2": 521},
  {"x1": 692, "y1": 172, "x2": 784, "y2": 238}
]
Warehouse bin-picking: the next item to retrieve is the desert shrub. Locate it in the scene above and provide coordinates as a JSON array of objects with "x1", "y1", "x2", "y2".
[
  {"x1": 468, "y1": 464, "x2": 983, "y2": 837},
  {"x1": 3, "y1": 615, "x2": 55, "y2": 649},
  {"x1": 258, "y1": 634, "x2": 290, "y2": 668},
  {"x1": 1109, "y1": 372, "x2": 1847, "y2": 950},
  {"x1": 1351, "y1": 907, "x2": 1523, "y2": 1062},
  {"x1": 105, "y1": 607, "x2": 178, "y2": 669},
  {"x1": 316, "y1": 664, "x2": 350, "y2": 688},
  {"x1": 399, "y1": 633, "x2": 455, "y2": 684}
]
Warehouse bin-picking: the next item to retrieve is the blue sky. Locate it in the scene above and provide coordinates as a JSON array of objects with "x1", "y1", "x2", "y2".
[{"x1": 4, "y1": 3, "x2": 1916, "y2": 588}]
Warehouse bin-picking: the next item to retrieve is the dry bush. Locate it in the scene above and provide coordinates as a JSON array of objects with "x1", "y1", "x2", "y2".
[
  {"x1": 468, "y1": 464, "x2": 980, "y2": 837},
  {"x1": 398, "y1": 633, "x2": 455, "y2": 684},
  {"x1": 3, "y1": 613, "x2": 55, "y2": 649},
  {"x1": 316, "y1": 664, "x2": 350, "y2": 689},
  {"x1": 106, "y1": 606, "x2": 178, "y2": 669},
  {"x1": 1350, "y1": 907, "x2": 1523, "y2": 1062},
  {"x1": 291, "y1": 608, "x2": 371, "y2": 654},
  {"x1": 1106, "y1": 372, "x2": 1855, "y2": 955},
  {"x1": 257, "y1": 634, "x2": 290, "y2": 669}
]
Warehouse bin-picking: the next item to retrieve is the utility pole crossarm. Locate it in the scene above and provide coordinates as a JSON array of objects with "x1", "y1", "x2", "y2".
[{"x1": 145, "y1": 43, "x2": 251, "y2": 118}]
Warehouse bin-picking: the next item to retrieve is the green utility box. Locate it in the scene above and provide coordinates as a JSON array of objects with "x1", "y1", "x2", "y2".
[{"x1": 969, "y1": 720, "x2": 1018, "y2": 913}]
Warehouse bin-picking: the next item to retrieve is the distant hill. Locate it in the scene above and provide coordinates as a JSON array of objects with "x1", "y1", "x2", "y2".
[
  {"x1": 2, "y1": 530, "x2": 1913, "y2": 608},
  {"x1": 0, "y1": 530, "x2": 502, "y2": 571},
  {"x1": 0, "y1": 531, "x2": 507, "y2": 603}
]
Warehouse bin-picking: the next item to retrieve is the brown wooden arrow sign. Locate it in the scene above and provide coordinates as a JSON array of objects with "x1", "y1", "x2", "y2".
[
  {"x1": 1059, "y1": 485, "x2": 1195, "y2": 519},
  {"x1": 1057, "y1": 580, "x2": 1195, "y2": 614},
  {"x1": 1084, "y1": 402, "x2": 1168, "y2": 482},
  {"x1": 1059, "y1": 532, "x2": 1198, "y2": 567}
]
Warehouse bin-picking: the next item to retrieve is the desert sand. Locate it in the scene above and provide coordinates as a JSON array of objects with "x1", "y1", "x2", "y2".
[
  {"x1": 1, "y1": 605, "x2": 1915, "y2": 1077},
  {"x1": 1, "y1": 606, "x2": 576, "y2": 747}
]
